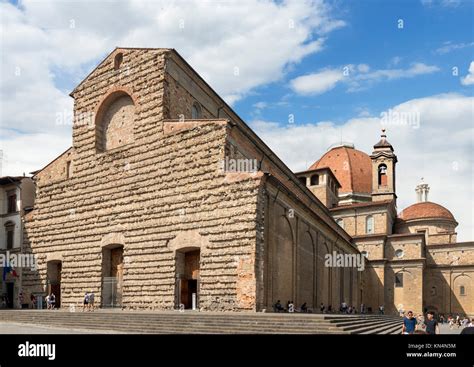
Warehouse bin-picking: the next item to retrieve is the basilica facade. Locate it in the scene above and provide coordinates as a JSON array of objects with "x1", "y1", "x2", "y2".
[{"x1": 13, "y1": 48, "x2": 472, "y2": 316}]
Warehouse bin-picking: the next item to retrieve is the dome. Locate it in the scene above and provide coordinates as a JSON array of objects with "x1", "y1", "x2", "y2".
[
  {"x1": 398, "y1": 202, "x2": 456, "y2": 222},
  {"x1": 309, "y1": 144, "x2": 372, "y2": 194}
]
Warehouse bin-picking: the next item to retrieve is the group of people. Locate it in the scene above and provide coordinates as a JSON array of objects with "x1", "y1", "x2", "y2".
[
  {"x1": 83, "y1": 292, "x2": 95, "y2": 311},
  {"x1": 402, "y1": 311, "x2": 438, "y2": 334},
  {"x1": 402, "y1": 310, "x2": 474, "y2": 334},
  {"x1": 273, "y1": 300, "x2": 304, "y2": 313},
  {"x1": 446, "y1": 314, "x2": 473, "y2": 329},
  {"x1": 273, "y1": 300, "x2": 380, "y2": 314},
  {"x1": 338, "y1": 301, "x2": 362, "y2": 314},
  {"x1": 45, "y1": 293, "x2": 56, "y2": 310},
  {"x1": 319, "y1": 302, "x2": 375, "y2": 315}
]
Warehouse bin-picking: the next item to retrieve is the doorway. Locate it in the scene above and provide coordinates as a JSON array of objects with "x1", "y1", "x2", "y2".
[
  {"x1": 47, "y1": 261, "x2": 62, "y2": 308},
  {"x1": 175, "y1": 249, "x2": 200, "y2": 309},
  {"x1": 102, "y1": 245, "x2": 124, "y2": 308}
]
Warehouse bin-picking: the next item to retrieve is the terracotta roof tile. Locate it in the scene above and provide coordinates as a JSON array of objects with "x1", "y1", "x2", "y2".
[
  {"x1": 309, "y1": 146, "x2": 372, "y2": 194},
  {"x1": 398, "y1": 201, "x2": 456, "y2": 221}
]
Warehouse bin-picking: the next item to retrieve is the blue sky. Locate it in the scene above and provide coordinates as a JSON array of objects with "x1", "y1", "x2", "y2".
[
  {"x1": 235, "y1": 0, "x2": 474, "y2": 124},
  {"x1": 0, "y1": 0, "x2": 473, "y2": 239}
]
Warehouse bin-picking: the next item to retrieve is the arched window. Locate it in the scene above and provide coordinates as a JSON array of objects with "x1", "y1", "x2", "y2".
[
  {"x1": 192, "y1": 102, "x2": 202, "y2": 119},
  {"x1": 4, "y1": 221, "x2": 15, "y2": 250},
  {"x1": 378, "y1": 164, "x2": 388, "y2": 186},
  {"x1": 336, "y1": 218, "x2": 344, "y2": 229},
  {"x1": 366, "y1": 215, "x2": 374, "y2": 234},
  {"x1": 114, "y1": 53, "x2": 123, "y2": 70},
  {"x1": 460, "y1": 285, "x2": 465, "y2": 296},
  {"x1": 95, "y1": 91, "x2": 136, "y2": 152},
  {"x1": 361, "y1": 251, "x2": 368, "y2": 259},
  {"x1": 298, "y1": 176, "x2": 307, "y2": 186},
  {"x1": 310, "y1": 174, "x2": 319, "y2": 186}
]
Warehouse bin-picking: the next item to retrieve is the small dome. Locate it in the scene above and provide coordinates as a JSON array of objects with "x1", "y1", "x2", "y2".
[
  {"x1": 398, "y1": 202, "x2": 456, "y2": 221},
  {"x1": 309, "y1": 144, "x2": 372, "y2": 194}
]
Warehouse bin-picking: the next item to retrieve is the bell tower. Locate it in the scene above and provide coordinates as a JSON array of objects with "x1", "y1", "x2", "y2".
[{"x1": 370, "y1": 129, "x2": 397, "y2": 202}]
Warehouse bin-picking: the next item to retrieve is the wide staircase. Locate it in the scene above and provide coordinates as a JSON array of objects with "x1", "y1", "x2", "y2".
[{"x1": 0, "y1": 310, "x2": 402, "y2": 334}]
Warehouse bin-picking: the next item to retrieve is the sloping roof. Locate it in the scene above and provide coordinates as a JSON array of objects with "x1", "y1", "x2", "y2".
[{"x1": 0, "y1": 176, "x2": 24, "y2": 185}]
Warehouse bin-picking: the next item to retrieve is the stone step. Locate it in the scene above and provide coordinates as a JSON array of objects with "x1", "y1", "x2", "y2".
[
  {"x1": 325, "y1": 315, "x2": 401, "y2": 321},
  {"x1": 0, "y1": 315, "x2": 339, "y2": 328},
  {"x1": 0, "y1": 315, "x2": 339, "y2": 329},
  {"x1": 328, "y1": 317, "x2": 401, "y2": 327},
  {"x1": 0, "y1": 315, "x2": 400, "y2": 328},
  {"x1": 350, "y1": 321, "x2": 402, "y2": 334},
  {"x1": 0, "y1": 319, "x2": 345, "y2": 334},
  {"x1": 336, "y1": 318, "x2": 402, "y2": 331},
  {"x1": 0, "y1": 310, "x2": 402, "y2": 334},
  {"x1": 377, "y1": 323, "x2": 403, "y2": 335},
  {"x1": 0, "y1": 319, "x2": 341, "y2": 332}
]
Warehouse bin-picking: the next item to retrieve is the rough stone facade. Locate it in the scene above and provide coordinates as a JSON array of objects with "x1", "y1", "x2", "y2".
[{"x1": 21, "y1": 48, "x2": 358, "y2": 312}]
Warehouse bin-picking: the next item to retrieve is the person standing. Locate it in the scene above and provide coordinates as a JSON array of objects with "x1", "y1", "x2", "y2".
[
  {"x1": 30, "y1": 294, "x2": 36, "y2": 309},
  {"x1": 424, "y1": 311, "x2": 439, "y2": 335},
  {"x1": 50, "y1": 293, "x2": 56, "y2": 310},
  {"x1": 402, "y1": 311, "x2": 417, "y2": 334},
  {"x1": 88, "y1": 291, "x2": 95, "y2": 311},
  {"x1": 83, "y1": 292, "x2": 89, "y2": 312},
  {"x1": 341, "y1": 301, "x2": 347, "y2": 313}
]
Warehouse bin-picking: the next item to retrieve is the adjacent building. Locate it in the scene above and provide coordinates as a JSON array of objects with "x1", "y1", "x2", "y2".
[{"x1": 0, "y1": 176, "x2": 35, "y2": 308}]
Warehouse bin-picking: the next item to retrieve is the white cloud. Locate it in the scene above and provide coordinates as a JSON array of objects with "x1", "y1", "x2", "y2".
[
  {"x1": 460, "y1": 61, "x2": 474, "y2": 85},
  {"x1": 354, "y1": 63, "x2": 440, "y2": 81},
  {"x1": 421, "y1": 0, "x2": 462, "y2": 7},
  {"x1": 289, "y1": 62, "x2": 440, "y2": 95},
  {"x1": 8, "y1": 0, "x2": 345, "y2": 104},
  {"x1": 0, "y1": 0, "x2": 345, "y2": 175},
  {"x1": 388, "y1": 56, "x2": 402, "y2": 67},
  {"x1": 357, "y1": 64, "x2": 370, "y2": 73},
  {"x1": 0, "y1": 129, "x2": 71, "y2": 176},
  {"x1": 249, "y1": 93, "x2": 474, "y2": 241},
  {"x1": 290, "y1": 69, "x2": 345, "y2": 95},
  {"x1": 253, "y1": 102, "x2": 268, "y2": 110},
  {"x1": 435, "y1": 41, "x2": 474, "y2": 55}
]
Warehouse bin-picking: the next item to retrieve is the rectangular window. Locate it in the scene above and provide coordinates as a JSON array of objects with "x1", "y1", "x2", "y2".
[
  {"x1": 7, "y1": 193, "x2": 17, "y2": 213},
  {"x1": 66, "y1": 160, "x2": 73, "y2": 179},
  {"x1": 6, "y1": 229, "x2": 14, "y2": 250},
  {"x1": 395, "y1": 273, "x2": 404, "y2": 288},
  {"x1": 460, "y1": 286, "x2": 465, "y2": 296},
  {"x1": 366, "y1": 216, "x2": 374, "y2": 234}
]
